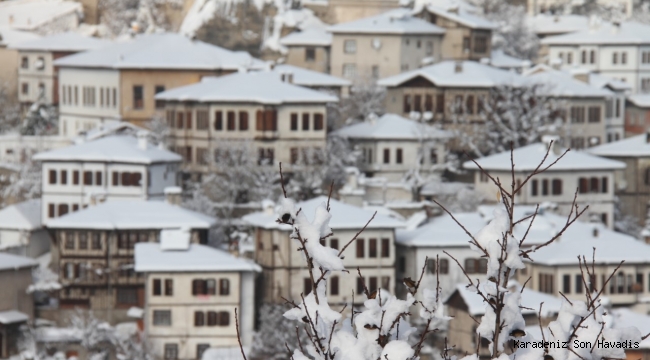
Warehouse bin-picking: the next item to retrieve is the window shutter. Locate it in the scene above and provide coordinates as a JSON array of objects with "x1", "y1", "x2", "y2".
[{"x1": 256, "y1": 111, "x2": 263, "y2": 130}]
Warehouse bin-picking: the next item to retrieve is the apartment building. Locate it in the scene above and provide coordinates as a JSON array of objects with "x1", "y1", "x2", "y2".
[
  {"x1": 625, "y1": 95, "x2": 650, "y2": 136},
  {"x1": 589, "y1": 133, "x2": 650, "y2": 228},
  {"x1": 0, "y1": 253, "x2": 37, "y2": 358},
  {"x1": 154, "y1": 71, "x2": 337, "y2": 173},
  {"x1": 32, "y1": 134, "x2": 182, "y2": 224},
  {"x1": 524, "y1": 66, "x2": 616, "y2": 147},
  {"x1": 53, "y1": 33, "x2": 265, "y2": 136},
  {"x1": 243, "y1": 197, "x2": 404, "y2": 307},
  {"x1": 46, "y1": 199, "x2": 216, "y2": 324},
  {"x1": 0, "y1": 28, "x2": 40, "y2": 102},
  {"x1": 542, "y1": 21, "x2": 650, "y2": 94},
  {"x1": 135, "y1": 235, "x2": 259, "y2": 360},
  {"x1": 328, "y1": 9, "x2": 445, "y2": 80},
  {"x1": 464, "y1": 139, "x2": 626, "y2": 228},
  {"x1": 280, "y1": 28, "x2": 332, "y2": 74},
  {"x1": 334, "y1": 113, "x2": 449, "y2": 181},
  {"x1": 413, "y1": 3, "x2": 495, "y2": 61},
  {"x1": 11, "y1": 32, "x2": 109, "y2": 111}
]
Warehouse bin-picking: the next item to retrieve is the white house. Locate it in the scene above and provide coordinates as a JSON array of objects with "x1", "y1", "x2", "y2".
[
  {"x1": 10, "y1": 32, "x2": 109, "y2": 109},
  {"x1": 270, "y1": 64, "x2": 351, "y2": 97},
  {"x1": 32, "y1": 134, "x2": 182, "y2": 224},
  {"x1": 334, "y1": 113, "x2": 450, "y2": 181},
  {"x1": 135, "y1": 237, "x2": 260, "y2": 360},
  {"x1": 463, "y1": 139, "x2": 626, "y2": 228},
  {"x1": 0, "y1": 0, "x2": 82, "y2": 33},
  {"x1": 541, "y1": 21, "x2": 650, "y2": 94},
  {"x1": 279, "y1": 28, "x2": 332, "y2": 74},
  {"x1": 0, "y1": 199, "x2": 50, "y2": 258},
  {"x1": 243, "y1": 196, "x2": 404, "y2": 307}
]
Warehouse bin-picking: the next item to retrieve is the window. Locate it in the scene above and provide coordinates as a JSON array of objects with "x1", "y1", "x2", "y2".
[
  {"x1": 314, "y1": 114, "x2": 324, "y2": 130},
  {"x1": 567, "y1": 52, "x2": 573, "y2": 64},
  {"x1": 531, "y1": 179, "x2": 538, "y2": 196},
  {"x1": 552, "y1": 179, "x2": 562, "y2": 195},
  {"x1": 590, "y1": 177, "x2": 599, "y2": 193},
  {"x1": 383, "y1": 148, "x2": 390, "y2": 164},
  {"x1": 196, "y1": 344, "x2": 210, "y2": 360},
  {"x1": 539, "y1": 273, "x2": 554, "y2": 294},
  {"x1": 290, "y1": 113, "x2": 298, "y2": 130},
  {"x1": 91, "y1": 233, "x2": 101, "y2": 249},
  {"x1": 331, "y1": 276, "x2": 339, "y2": 295},
  {"x1": 215, "y1": 111, "x2": 223, "y2": 130},
  {"x1": 302, "y1": 113, "x2": 310, "y2": 130},
  {"x1": 165, "y1": 279, "x2": 173, "y2": 296},
  {"x1": 65, "y1": 234, "x2": 74, "y2": 249},
  {"x1": 218, "y1": 311, "x2": 230, "y2": 326},
  {"x1": 58, "y1": 204, "x2": 69, "y2": 217},
  {"x1": 194, "y1": 311, "x2": 205, "y2": 326},
  {"x1": 342, "y1": 64, "x2": 357, "y2": 79},
  {"x1": 396, "y1": 148, "x2": 403, "y2": 164},
  {"x1": 601, "y1": 177, "x2": 608, "y2": 193},
  {"x1": 95, "y1": 171, "x2": 102, "y2": 186},
  {"x1": 542, "y1": 179, "x2": 549, "y2": 196},
  {"x1": 436, "y1": 94, "x2": 444, "y2": 113},
  {"x1": 473, "y1": 36, "x2": 487, "y2": 54},
  {"x1": 356, "y1": 238, "x2": 365, "y2": 258},
  {"x1": 439, "y1": 259, "x2": 449, "y2": 274},
  {"x1": 622, "y1": 52, "x2": 627, "y2": 64},
  {"x1": 588, "y1": 106, "x2": 601, "y2": 123},
  {"x1": 424, "y1": 95, "x2": 433, "y2": 112},
  {"x1": 117, "y1": 288, "x2": 138, "y2": 304},
  {"x1": 430, "y1": 149, "x2": 438, "y2": 164},
  {"x1": 371, "y1": 65, "x2": 380, "y2": 79},
  {"x1": 305, "y1": 47, "x2": 316, "y2": 61},
  {"x1": 133, "y1": 86, "x2": 143, "y2": 109},
  {"x1": 381, "y1": 238, "x2": 389, "y2": 258},
  {"x1": 21, "y1": 56, "x2": 28, "y2": 69},
  {"x1": 153, "y1": 310, "x2": 172, "y2": 326},
  {"x1": 369, "y1": 277, "x2": 378, "y2": 292},
  {"x1": 219, "y1": 279, "x2": 230, "y2": 295},
  {"x1": 257, "y1": 148, "x2": 274, "y2": 165},
  {"x1": 155, "y1": 85, "x2": 165, "y2": 109},
  {"x1": 414, "y1": 95, "x2": 422, "y2": 112},
  {"x1": 49, "y1": 170, "x2": 57, "y2": 184},
  {"x1": 575, "y1": 274, "x2": 583, "y2": 293},
  {"x1": 344, "y1": 39, "x2": 356, "y2": 54},
  {"x1": 255, "y1": 109, "x2": 277, "y2": 131},
  {"x1": 221, "y1": 111, "x2": 235, "y2": 131},
  {"x1": 466, "y1": 95, "x2": 474, "y2": 114},
  {"x1": 197, "y1": 110, "x2": 209, "y2": 130},
  {"x1": 403, "y1": 95, "x2": 412, "y2": 113},
  {"x1": 581, "y1": 50, "x2": 587, "y2": 64},
  {"x1": 426, "y1": 41, "x2": 433, "y2": 55},
  {"x1": 239, "y1": 111, "x2": 249, "y2": 130},
  {"x1": 579, "y1": 178, "x2": 589, "y2": 193},
  {"x1": 79, "y1": 233, "x2": 88, "y2": 249},
  {"x1": 462, "y1": 37, "x2": 470, "y2": 52},
  {"x1": 464, "y1": 258, "x2": 487, "y2": 274},
  {"x1": 21, "y1": 83, "x2": 28, "y2": 95},
  {"x1": 427, "y1": 258, "x2": 436, "y2": 273},
  {"x1": 590, "y1": 50, "x2": 595, "y2": 64},
  {"x1": 465, "y1": 258, "x2": 476, "y2": 274},
  {"x1": 570, "y1": 106, "x2": 585, "y2": 123},
  {"x1": 164, "y1": 344, "x2": 178, "y2": 360},
  {"x1": 84, "y1": 171, "x2": 92, "y2": 185},
  {"x1": 290, "y1": 148, "x2": 299, "y2": 164},
  {"x1": 563, "y1": 274, "x2": 571, "y2": 293},
  {"x1": 613, "y1": 52, "x2": 618, "y2": 64},
  {"x1": 153, "y1": 279, "x2": 162, "y2": 296},
  {"x1": 356, "y1": 277, "x2": 365, "y2": 294},
  {"x1": 112, "y1": 88, "x2": 116, "y2": 107},
  {"x1": 368, "y1": 238, "x2": 377, "y2": 258},
  {"x1": 186, "y1": 111, "x2": 192, "y2": 129},
  {"x1": 304, "y1": 277, "x2": 312, "y2": 294}
]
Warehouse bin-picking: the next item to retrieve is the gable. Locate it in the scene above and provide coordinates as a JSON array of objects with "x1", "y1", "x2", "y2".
[{"x1": 399, "y1": 75, "x2": 436, "y2": 88}]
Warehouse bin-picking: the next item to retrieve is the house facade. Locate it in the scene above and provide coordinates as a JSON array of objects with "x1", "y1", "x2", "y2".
[
  {"x1": 155, "y1": 71, "x2": 336, "y2": 173},
  {"x1": 329, "y1": 9, "x2": 445, "y2": 80},
  {"x1": 464, "y1": 140, "x2": 626, "y2": 228},
  {"x1": 0, "y1": 253, "x2": 37, "y2": 358},
  {"x1": 243, "y1": 197, "x2": 403, "y2": 308},
  {"x1": 135, "y1": 239, "x2": 259, "y2": 360},
  {"x1": 280, "y1": 28, "x2": 332, "y2": 74},
  {"x1": 32, "y1": 134, "x2": 182, "y2": 224},
  {"x1": 625, "y1": 95, "x2": 650, "y2": 136},
  {"x1": 45, "y1": 200, "x2": 216, "y2": 324},
  {"x1": 53, "y1": 33, "x2": 264, "y2": 136},
  {"x1": 0, "y1": 199, "x2": 50, "y2": 258}
]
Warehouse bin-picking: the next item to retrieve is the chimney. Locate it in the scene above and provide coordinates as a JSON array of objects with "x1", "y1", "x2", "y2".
[
  {"x1": 281, "y1": 72, "x2": 294, "y2": 84},
  {"x1": 447, "y1": 6, "x2": 459, "y2": 14},
  {"x1": 9, "y1": 15, "x2": 14, "y2": 25},
  {"x1": 612, "y1": 21, "x2": 620, "y2": 34},
  {"x1": 572, "y1": 71, "x2": 589, "y2": 83},
  {"x1": 454, "y1": 61, "x2": 463, "y2": 73},
  {"x1": 164, "y1": 186, "x2": 182, "y2": 205},
  {"x1": 262, "y1": 199, "x2": 275, "y2": 215},
  {"x1": 137, "y1": 130, "x2": 148, "y2": 150},
  {"x1": 541, "y1": 135, "x2": 561, "y2": 155},
  {"x1": 592, "y1": 227, "x2": 599, "y2": 238}
]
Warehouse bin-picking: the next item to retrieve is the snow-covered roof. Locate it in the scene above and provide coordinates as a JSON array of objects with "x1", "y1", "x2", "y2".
[
  {"x1": 334, "y1": 113, "x2": 450, "y2": 140},
  {"x1": 463, "y1": 142, "x2": 626, "y2": 172},
  {"x1": 280, "y1": 28, "x2": 332, "y2": 47},
  {"x1": 541, "y1": 21, "x2": 650, "y2": 45},
  {"x1": 416, "y1": 4, "x2": 496, "y2": 30},
  {"x1": 450, "y1": 283, "x2": 563, "y2": 317},
  {"x1": 11, "y1": 32, "x2": 109, "y2": 52},
  {"x1": 0, "y1": 310, "x2": 29, "y2": 324},
  {"x1": 46, "y1": 200, "x2": 216, "y2": 230},
  {"x1": 53, "y1": 33, "x2": 266, "y2": 71},
  {"x1": 0, "y1": 26, "x2": 41, "y2": 47},
  {"x1": 527, "y1": 14, "x2": 590, "y2": 36},
  {"x1": 134, "y1": 243, "x2": 261, "y2": 272},
  {"x1": 0, "y1": 0, "x2": 81, "y2": 31},
  {"x1": 76, "y1": 121, "x2": 146, "y2": 143},
  {"x1": 487, "y1": 50, "x2": 530, "y2": 70},
  {"x1": 588, "y1": 73, "x2": 631, "y2": 91},
  {"x1": 243, "y1": 196, "x2": 404, "y2": 230},
  {"x1": 627, "y1": 94, "x2": 650, "y2": 108},
  {"x1": 524, "y1": 67, "x2": 613, "y2": 98},
  {"x1": 396, "y1": 212, "x2": 486, "y2": 247},
  {"x1": 32, "y1": 135, "x2": 182, "y2": 164},
  {"x1": 588, "y1": 134, "x2": 650, "y2": 157},
  {"x1": 271, "y1": 64, "x2": 351, "y2": 88},
  {"x1": 378, "y1": 60, "x2": 521, "y2": 88},
  {"x1": 160, "y1": 228, "x2": 191, "y2": 250},
  {"x1": 328, "y1": 8, "x2": 446, "y2": 35},
  {"x1": 0, "y1": 199, "x2": 41, "y2": 231},
  {"x1": 606, "y1": 309, "x2": 650, "y2": 349},
  {"x1": 155, "y1": 71, "x2": 338, "y2": 104},
  {"x1": 0, "y1": 252, "x2": 37, "y2": 271}
]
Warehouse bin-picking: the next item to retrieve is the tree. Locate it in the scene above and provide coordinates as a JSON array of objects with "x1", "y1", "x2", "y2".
[
  {"x1": 335, "y1": 77, "x2": 386, "y2": 129},
  {"x1": 113, "y1": 329, "x2": 154, "y2": 360},
  {"x1": 0, "y1": 81, "x2": 20, "y2": 134},
  {"x1": 0, "y1": 156, "x2": 41, "y2": 207},
  {"x1": 250, "y1": 303, "x2": 310, "y2": 360},
  {"x1": 21, "y1": 102, "x2": 57, "y2": 136},
  {"x1": 98, "y1": 0, "x2": 180, "y2": 37},
  {"x1": 146, "y1": 114, "x2": 171, "y2": 148},
  {"x1": 68, "y1": 309, "x2": 113, "y2": 358},
  {"x1": 451, "y1": 83, "x2": 565, "y2": 157}
]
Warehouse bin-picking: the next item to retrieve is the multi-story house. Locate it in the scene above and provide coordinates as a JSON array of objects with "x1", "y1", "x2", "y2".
[
  {"x1": 542, "y1": 21, "x2": 650, "y2": 94},
  {"x1": 589, "y1": 133, "x2": 650, "y2": 228},
  {"x1": 325, "y1": 0, "x2": 399, "y2": 24},
  {"x1": 46, "y1": 198, "x2": 217, "y2": 324},
  {"x1": 32, "y1": 134, "x2": 182, "y2": 224},
  {"x1": 53, "y1": 33, "x2": 265, "y2": 136},
  {"x1": 243, "y1": 197, "x2": 404, "y2": 307},
  {"x1": 625, "y1": 94, "x2": 650, "y2": 136},
  {"x1": 0, "y1": 28, "x2": 40, "y2": 102},
  {"x1": 413, "y1": 3, "x2": 496, "y2": 61},
  {"x1": 135, "y1": 237, "x2": 260, "y2": 360},
  {"x1": 154, "y1": 71, "x2": 337, "y2": 173},
  {"x1": 271, "y1": 64, "x2": 351, "y2": 97},
  {"x1": 0, "y1": 253, "x2": 37, "y2": 358},
  {"x1": 0, "y1": 199, "x2": 50, "y2": 258},
  {"x1": 0, "y1": 0, "x2": 83, "y2": 33},
  {"x1": 464, "y1": 139, "x2": 626, "y2": 228},
  {"x1": 524, "y1": 66, "x2": 616, "y2": 147},
  {"x1": 328, "y1": 8, "x2": 445, "y2": 80},
  {"x1": 280, "y1": 28, "x2": 332, "y2": 74},
  {"x1": 334, "y1": 113, "x2": 449, "y2": 181},
  {"x1": 586, "y1": 72, "x2": 630, "y2": 142},
  {"x1": 11, "y1": 32, "x2": 109, "y2": 111}
]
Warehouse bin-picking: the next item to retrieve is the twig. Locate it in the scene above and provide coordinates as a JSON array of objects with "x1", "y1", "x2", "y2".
[
  {"x1": 235, "y1": 308, "x2": 248, "y2": 360},
  {"x1": 338, "y1": 212, "x2": 376, "y2": 257},
  {"x1": 279, "y1": 163, "x2": 287, "y2": 198}
]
